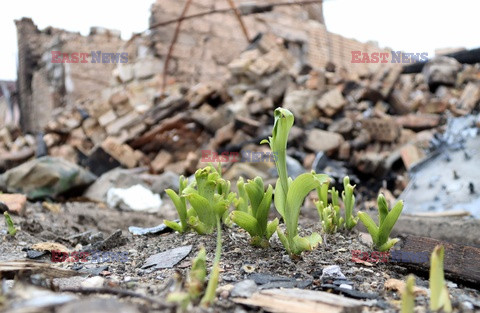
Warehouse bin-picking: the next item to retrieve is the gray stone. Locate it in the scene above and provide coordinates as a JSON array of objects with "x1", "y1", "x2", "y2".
[
  {"x1": 422, "y1": 56, "x2": 462, "y2": 90},
  {"x1": 283, "y1": 89, "x2": 319, "y2": 123},
  {"x1": 305, "y1": 129, "x2": 344, "y2": 152},
  {"x1": 142, "y1": 245, "x2": 192, "y2": 270},
  {"x1": 150, "y1": 171, "x2": 180, "y2": 195},
  {"x1": 83, "y1": 168, "x2": 147, "y2": 202},
  {"x1": 134, "y1": 56, "x2": 163, "y2": 80},
  {"x1": 231, "y1": 280, "x2": 258, "y2": 298}
]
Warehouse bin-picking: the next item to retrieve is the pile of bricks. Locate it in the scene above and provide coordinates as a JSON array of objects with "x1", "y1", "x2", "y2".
[{"x1": 1, "y1": 30, "x2": 480, "y2": 198}]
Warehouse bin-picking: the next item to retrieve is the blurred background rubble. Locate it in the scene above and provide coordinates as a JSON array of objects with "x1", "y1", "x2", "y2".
[{"x1": 0, "y1": 0, "x2": 479, "y2": 218}]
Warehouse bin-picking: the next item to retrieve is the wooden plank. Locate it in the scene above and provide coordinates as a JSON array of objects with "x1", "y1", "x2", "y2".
[
  {"x1": 232, "y1": 288, "x2": 365, "y2": 313},
  {"x1": 0, "y1": 260, "x2": 81, "y2": 279},
  {"x1": 395, "y1": 235, "x2": 480, "y2": 286}
]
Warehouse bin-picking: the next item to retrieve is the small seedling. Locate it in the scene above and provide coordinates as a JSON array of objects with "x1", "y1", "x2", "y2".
[
  {"x1": 168, "y1": 217, "x2": 223, "y2": 310},
  {"x1": 315, "y1": 182, "x2": 344, "y2": 234},
  {"x1": 315, "y1": 176, "x2": 358, "y2": 234},
  {"x1": 357, "y1": 194, "x2": 403, "y2": 251},
  {"x1": 342, "y1": 176, "x2": 358, "y2": 230},
  {"x1": 231, "y1": 176, "x2": 279, "y2": 247},
  {"x1": 167, "y1": 247, "x2": 207, "y2": 311},
  {"x1": 164, "y1": 175, "x2": 190, "y2": 233},
  {"x1": 262, "y1": 108, "x2": 329, "y2": 256},
  {"x1": 401, "y1": 275, "x2": 416, "y2": 313},
  {"x1": 200, "y1": 214, "x2": 222, "y2": 307},
  {"x1": 429, "y1": 245, "x2": 452, "y2": 312},
  {"x1": 4, "y1": 211, "x2": 17, "y2": 236},
  {"x1": 165, "y1": 164, "x2": 235, "y2": 234}
]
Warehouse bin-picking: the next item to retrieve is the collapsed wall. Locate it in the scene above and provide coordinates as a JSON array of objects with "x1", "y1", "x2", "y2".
[
  {"x1": 15, "y1": 18, "x2": 131, "y2": 133},
  {"x1": 149, "y1": 0, "x2": 388, "y2": 84},
  {"x1": 14, "y1": 1, "x2": 389, "y2": 135}
]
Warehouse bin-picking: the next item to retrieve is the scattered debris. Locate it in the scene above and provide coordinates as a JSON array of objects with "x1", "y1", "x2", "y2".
[
  {"x1": 106, "y1": 184, "x2": 162, "y2": 213},
  {"x1": 232, "y1": 288, "x2": 367, "y2": 313},
  {"x1": 0, "y1": 157, "x2": 96, "y2": 200},
  {"x1": 142, "y1": 245, "x2": 192, "y2": 270},
  {"x1": 128, "y1": 222, "x2": 174, "y2": 236}
]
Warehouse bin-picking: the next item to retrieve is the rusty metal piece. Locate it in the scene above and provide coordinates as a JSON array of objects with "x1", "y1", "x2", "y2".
[
  {"x1": 161, "y1": 0, "x2": 193, "y2": 95},
  {"x1": 225, "y1": 0, "x2": 251, "y2": 42}
]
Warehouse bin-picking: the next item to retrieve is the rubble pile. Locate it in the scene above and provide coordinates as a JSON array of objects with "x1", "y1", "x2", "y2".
[{"x1": 1, "y1": 33, "x2": 480, "y2": 199}]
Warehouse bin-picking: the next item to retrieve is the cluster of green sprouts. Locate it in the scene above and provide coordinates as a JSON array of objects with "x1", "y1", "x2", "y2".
[
  {"x1": 164, "y1": 107, "x2": 405, "y2": 308},
  {"x1": 401, "y1": 245, "x2": 452, "y2": 313}
]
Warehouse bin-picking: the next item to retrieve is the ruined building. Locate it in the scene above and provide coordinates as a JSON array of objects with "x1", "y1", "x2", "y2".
[{"x1": 15, "y1": 0, "x2": 386, "y2": 133}]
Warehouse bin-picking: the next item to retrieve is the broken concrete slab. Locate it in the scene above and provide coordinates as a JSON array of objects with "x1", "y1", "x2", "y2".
[
  {"x1": 305, "y1": 129, "x2": 344, "y2": 152},
  {"x1": 142, "y1": 245, "x2": 192, "y2": 270}
]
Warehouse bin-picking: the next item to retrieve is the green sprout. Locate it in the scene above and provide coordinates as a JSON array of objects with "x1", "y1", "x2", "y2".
[
  {"x1": 167, "y1": 247, "x2": 207, "y2": 311},
  {"x1": 357, "y1": 194, "x2": 403, "y2": 251},
  {"x1": 4, "y1": 212, "x2": 17, "y2": 236},
  {"x1": 164, "y1": 175, "x2": 190, "y2": 233},
  {"x1": 315, "y1": 176, "x2": 358, "y2": 234},
  {"x1": 342, "y1": 176, "x2": 358, "y2": 230},
  {"x1": 429, "y1": 245, "x2": 452, "y2": 312},
  {"x1": 200, "y1": 214, "x2": 222, "y2": 307},
  {"x1": 167, "y1": 217, "x2": 223, "y2": 310},
  {"x1": 231, "y1": 177, "x2": 279, "y2": 248},
  {"x1": 315, "y1": 182, "x2": 344, "y2": 234},
  {"x1": 262, "y1": 108, "x2": 329, "y2": 256},
  {"x1": 165, "y1": 164, "x2": 235, "y2": 234},
  {"x1": 401, "y1": 275, "x2": 416, "y2": 313}
]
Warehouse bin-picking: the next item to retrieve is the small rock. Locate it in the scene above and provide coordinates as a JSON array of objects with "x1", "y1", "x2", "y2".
[
  {"x1": 230, "y1": 280, "x2": 258, "y2": 298},
  {"x1": 81, "y1": 276, "x2": 105, "y2": 288},
  {"x1": 0, "y1": 194, "x2": 27, "y2": 215},
  {"x1": 305, "y1": 129, "x2": 344, "y2": 152},
  {"x1": 321, "y1": 265, "x2": 346, "y2": 281}
]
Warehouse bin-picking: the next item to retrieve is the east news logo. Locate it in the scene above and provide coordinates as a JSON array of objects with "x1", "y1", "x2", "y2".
[
  {"x1": 351, "y1": 51, "x2": 428, "y2": 64},
  {"x1": 51, "y1": 51, "x2": 128, "y2": 63}
]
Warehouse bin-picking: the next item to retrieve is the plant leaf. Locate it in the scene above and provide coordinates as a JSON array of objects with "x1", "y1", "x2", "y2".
[
  {"x1": 186, "y1": 193, "x2": 216, "y2": 229},
  {"x1": 245, "y1": 178, "x2": 264, "y2": 213},
  {"x1": 266, "y1": 218, "x2": 279, "y2": 240},
  {"x1": 377, "y1": 238, "x2": 400, "y2": 252},
  {"x1": 378, "y1": 200, "x2": 403, "y2": 245},
  {"x1": 254, "y1": 184, "x2": 273, "y2": 234},
  {"x1": 430, "y1": 245, "x2": 452, "y2": 312},
  {"x1": 164, "y1": 220, "x2": 184, "y2": 233},
  {"x1": 357, "y1": 212, "x2": 379, "y2": 245},
  {"x1": 274, "y1": 178, "x2": 286, "y2": 219},
  {"x1": 401, "y1": 275, "x2": 415, "y2": 313},
  {"x1": 231, "y1": 211, "x2": 259, "y2": 238},
  {"x1": 307, "y1": 232, "x2": 322, "y2": 248},
  {"x1": 377, "y1": 194, "x2": 389, "y2": 226},
  {"x1": 285, "y1": 173, "x2": 329, "y2": 241},
  {"x1": 277, "y1": 228, "x2": 290, "y2": 253},
  {"x1": 166, "y1": 189, "x2": 188, "y2": 232}
]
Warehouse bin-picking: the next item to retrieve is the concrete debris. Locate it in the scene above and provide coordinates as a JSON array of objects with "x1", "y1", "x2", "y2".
[{"x1": 2, "y1": 16, "x2": 480, "y2": 207}]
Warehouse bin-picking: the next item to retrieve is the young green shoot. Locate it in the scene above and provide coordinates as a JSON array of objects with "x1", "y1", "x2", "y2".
[
  {"x1": 164, "y1": 175, "x2": 190, "y2": 233},
  {"x1": 262, "y1": 108, "x2": 329, "y2": 256},
  {"x1": 401, "y1": 275, "x2": 416, "y2": 313},
  {"x1": 231, "y1": 177, "x2": 279, "y2": 247},
  {"x1": 342, "y1": 176, "x2": 358, "y2": 230},
  {"x1": 315, "y1": 182, "x2": 344, "y2": 234},
  {"x1": 429, "y1": 245, "x2": 452, "y2": 312},
  {"x1": 167, "y1": 247, "x2": 207, "y2": 311},
  {"x1": 165, "y1": 164, "x2": 235, "y2": 235},
  {"x1": 4, "y1": 212, "x2": 17, "y2": 236},
  {"x1": 200, "y1": 215, "x2": 222, "y2": 307},
  {"x1": 357, "y1": 194, "x2": 403, "y2": 251}
]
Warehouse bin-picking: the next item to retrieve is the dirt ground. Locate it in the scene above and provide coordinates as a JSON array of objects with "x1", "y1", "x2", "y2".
[{"x1": 1, "y1": 200, "x2": 479, "y2": 313}]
